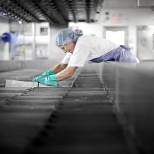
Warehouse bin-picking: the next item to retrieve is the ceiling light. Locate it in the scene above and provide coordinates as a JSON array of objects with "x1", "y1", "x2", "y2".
[{"x1": 19, "y1": 20, "x2": 22, "y2": 24}]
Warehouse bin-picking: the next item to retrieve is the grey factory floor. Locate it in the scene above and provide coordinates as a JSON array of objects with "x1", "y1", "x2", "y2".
[{"x1": 0, "y1": 68, "x2": 132, "y2": 154}]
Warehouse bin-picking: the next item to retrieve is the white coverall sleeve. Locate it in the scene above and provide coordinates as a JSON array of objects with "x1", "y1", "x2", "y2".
[
  {"x1": 68, "y1": 43, "x2": 90, "y2": 67},
  {"x1": 61, "y1": 53, "x2": 72, "y2": 64}
]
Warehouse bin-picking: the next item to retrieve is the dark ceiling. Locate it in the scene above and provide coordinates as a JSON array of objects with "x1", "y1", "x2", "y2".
[{"x1": 0, "y1": 0, "x2": 104, "y2": 24}]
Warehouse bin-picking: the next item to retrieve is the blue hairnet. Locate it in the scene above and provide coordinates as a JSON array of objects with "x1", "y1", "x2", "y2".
[{"x1": 55, "y1": 28, "x2": 83, "y2": 46}]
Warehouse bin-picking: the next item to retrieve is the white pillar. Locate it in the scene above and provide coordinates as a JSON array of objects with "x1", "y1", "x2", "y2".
[
  {"x1": 128, "y1": 26, "x2": 137, "y2": 56},
  {"x1": 32, "y1": 22, "x2": 36, "y2": 60}
]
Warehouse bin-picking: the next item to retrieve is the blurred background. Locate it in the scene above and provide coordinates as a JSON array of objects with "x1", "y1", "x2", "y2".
[{"x1": 0, "y1": 0, "x2": 154, "y2": 68}]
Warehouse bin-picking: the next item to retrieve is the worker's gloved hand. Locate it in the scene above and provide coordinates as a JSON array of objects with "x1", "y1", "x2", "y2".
[
  {"x1": 39, "y1": 70, "x2": 55, "y2": 77},
  {"x1": 32, "y1": 70, "x2": 54, "y2": 82},
  {"x1": 33, "y1": 74, "x2": 58, "y2": 86}
]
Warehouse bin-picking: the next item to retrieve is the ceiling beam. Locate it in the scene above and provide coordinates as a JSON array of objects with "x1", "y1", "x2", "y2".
[{"x1": 0, "y1": 0, "x2": 105, "y2": 24}]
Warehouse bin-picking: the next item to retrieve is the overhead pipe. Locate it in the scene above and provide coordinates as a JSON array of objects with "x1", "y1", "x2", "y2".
[
  {"x1": 46, "y1": 0, "x2": 67, "y2": 24},
  {"x1": 0, "y1": 0, "x2": 39, "y2": 23},
  {"x1": 62, "y1": 0, "x2": 77, "y2": 23}
]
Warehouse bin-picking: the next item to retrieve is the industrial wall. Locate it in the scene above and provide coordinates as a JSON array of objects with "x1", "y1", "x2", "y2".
[
  {"x1": 69, "y1": 8, "x2": 154, "y2": 59},
  {"x1": 1, "y1": 7, "x2": 154, "y2": 62}
]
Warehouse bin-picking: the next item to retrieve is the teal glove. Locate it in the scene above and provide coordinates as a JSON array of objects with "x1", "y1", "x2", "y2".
[
  {"x1": 32, "y1": 70, "x2": 54, "y2": 82},
  {"x1": 39, "y1": 70, "x2": 54, "y2": 77},
  {"x1": 33, "y1": 74, "x2": 58, "y2": 86}
]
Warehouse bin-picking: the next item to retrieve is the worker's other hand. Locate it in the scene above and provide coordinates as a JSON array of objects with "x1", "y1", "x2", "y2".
[
  {"x1": 32, "y1": 70, "x2": 54, "y2": 82},
  {"x1": 33, "y1": 74, "x2": 58, "y2": 86}
]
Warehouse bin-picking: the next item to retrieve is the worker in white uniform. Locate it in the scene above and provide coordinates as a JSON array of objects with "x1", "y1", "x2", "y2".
[{"x1": 32, "y1": 28, "x2": 139, "y2": 86}]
